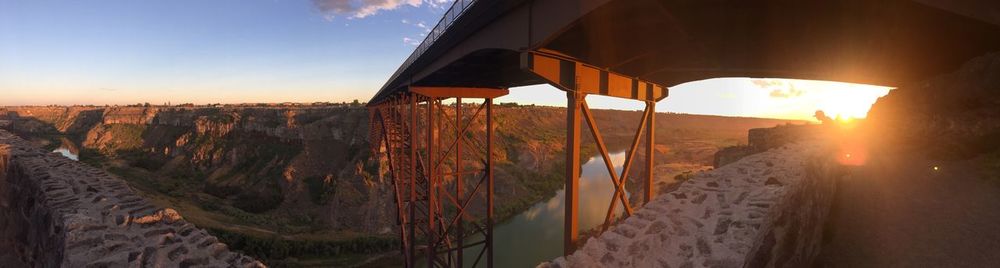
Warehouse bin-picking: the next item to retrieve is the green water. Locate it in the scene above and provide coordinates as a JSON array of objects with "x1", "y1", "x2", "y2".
[{"x1": 456, "y1": 151, "x2": 629, "y2": 267}]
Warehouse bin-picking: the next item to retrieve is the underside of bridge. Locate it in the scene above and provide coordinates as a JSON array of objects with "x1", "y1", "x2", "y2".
[{"x1": 368, "y1": 0, "x2": 1000, "y2": 267}]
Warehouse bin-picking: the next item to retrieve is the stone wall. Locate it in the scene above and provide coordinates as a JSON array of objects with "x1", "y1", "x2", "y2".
[
  {"x1": 543, "y1": 141, "x2": 842, "y2": 267},
  {"x1": 715, "y1": 124, "x2": 824, "y2": 167},
  {"x1": 0, "y1": 130, "x2": 264, "y2": 267}
]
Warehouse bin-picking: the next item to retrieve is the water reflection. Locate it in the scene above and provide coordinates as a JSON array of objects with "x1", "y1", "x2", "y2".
[
  {"x1": 52, "y1": 137, "x2": 79, "y2": 161},
  {"x1": 463, "y1": 151, "x2": 628, "y2": 267}
]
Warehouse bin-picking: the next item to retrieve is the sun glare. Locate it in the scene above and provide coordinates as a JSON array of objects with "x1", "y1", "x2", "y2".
[{"x1": 810, "y1": 80, "x2": 893, "y2": 120}]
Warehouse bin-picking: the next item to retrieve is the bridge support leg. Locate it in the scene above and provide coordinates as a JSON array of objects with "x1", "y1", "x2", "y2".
[
  {"x1": 524, "y1": 50, "x2": 671, "y2": 257},
  {"x1": 564, "y1": 90, "x2": 582, "y2": 255},
  {"x1": 486, "y1": 98, "x2": 494, "y2": 268},
  {"x1": 370, "y1": 87, "x2": 507, "y2": 267},
  {"x1": 426, "y1": 98, "x2": 438, "y2": 268},
  {"x1": 645, "y1": 101, "x2": 655, "y2": 204},
  {"x1": 408, "y1": 96, "x2": 418, "y2": 268}
]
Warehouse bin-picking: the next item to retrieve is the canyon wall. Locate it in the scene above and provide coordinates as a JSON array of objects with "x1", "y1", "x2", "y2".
[
  {"x1": 545, "y1": 140, "x2": 843, "y2": 267},
  {"x1": 0, "y1": 130, "x2": 263, "y2": 267}
]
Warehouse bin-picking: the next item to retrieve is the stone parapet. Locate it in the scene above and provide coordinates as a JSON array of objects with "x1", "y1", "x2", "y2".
[
  {"x1": 0, "y1": 130, "x2": 264, "y2": 267},
  {"x1": 543, "y1": 141, "x2": 842, "y2": 267}
]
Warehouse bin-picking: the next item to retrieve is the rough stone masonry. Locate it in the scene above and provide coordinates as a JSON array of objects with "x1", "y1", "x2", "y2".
[
  {"x1": 543, "y1": 141, "x2": 843, "y2": 267},
  {"x1": 0, "y1": 130, "x2": 264, "y2": 267}
]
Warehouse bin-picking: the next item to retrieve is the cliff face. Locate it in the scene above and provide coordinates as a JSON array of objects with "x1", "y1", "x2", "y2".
[
  {"x1": 866, "y1": 52, "x2": 1000, "y2": 158},
  {"x1": 0, "y1": 107, "x2": 104, "y2": 134}
]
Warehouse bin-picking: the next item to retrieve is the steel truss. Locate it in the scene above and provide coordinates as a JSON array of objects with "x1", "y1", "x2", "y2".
[
  {"x1": 369, "y1": 89, "x2": 504, "y2": 268},
  {"x1": 563, "y1": 91, "x2": 658, "y2": 254},
  {"x1": 521, "y1": 50, "x2": 669, "y2": 254}
]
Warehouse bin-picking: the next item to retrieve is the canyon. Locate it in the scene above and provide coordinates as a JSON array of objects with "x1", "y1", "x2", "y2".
[{"x1": 0, "y1": 104, "x2": 794, "y2": 266}]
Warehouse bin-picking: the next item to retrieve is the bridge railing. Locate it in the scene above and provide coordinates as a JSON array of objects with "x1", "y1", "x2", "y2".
[{"x1": 381, "y1": 0, "x2": 478, "y2": 92}]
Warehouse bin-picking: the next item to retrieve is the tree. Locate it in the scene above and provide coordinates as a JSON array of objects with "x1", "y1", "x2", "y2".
[{"x1": 814, "y1": 110, "x2": 834, "y2": 124}]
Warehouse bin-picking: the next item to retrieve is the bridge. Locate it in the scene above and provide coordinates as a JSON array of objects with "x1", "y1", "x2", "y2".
[{"x1": 366, "y1": 0, "x2": 1000, "y2": 267}]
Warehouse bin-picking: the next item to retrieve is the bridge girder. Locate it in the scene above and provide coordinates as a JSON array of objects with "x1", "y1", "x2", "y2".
[{"x1": 371, "y1": 0, "x2": 1000, "y2": 106}]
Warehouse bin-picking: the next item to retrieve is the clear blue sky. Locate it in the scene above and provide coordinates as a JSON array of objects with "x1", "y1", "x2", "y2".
[{"x1": 0, "y1": 0, "x2": 890, "y2": 121}]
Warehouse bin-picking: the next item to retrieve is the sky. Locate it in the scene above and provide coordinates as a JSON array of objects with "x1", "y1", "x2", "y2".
[{"x1": 0, "y1": 0, "x2": 891, "y2": 121}]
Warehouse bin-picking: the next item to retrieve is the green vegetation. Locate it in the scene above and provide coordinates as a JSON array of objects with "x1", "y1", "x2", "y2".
[
  {"x1": 101, "y1": 123, "x2": 146, "y2": 149},
  {"x1": 206, "y1": 227, "x2": 397, "y2": 265},
  {"x1": 674, "y1": 171, "x2": 695, "y2": 182},
  {"x1": 305, "y1": 176, "x2": 337, "y2": 205}
]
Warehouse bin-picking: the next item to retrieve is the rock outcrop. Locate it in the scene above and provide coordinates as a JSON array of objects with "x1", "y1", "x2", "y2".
[
  {"x1": 0, "y1": 130, "x2": 264, "y2": 267},
  {"x1": 544, "y1": 141, "x2": 843, "y2": 267},
  {"x1": 866, "y1": 52, "x2": 1000, "y2": 158}
]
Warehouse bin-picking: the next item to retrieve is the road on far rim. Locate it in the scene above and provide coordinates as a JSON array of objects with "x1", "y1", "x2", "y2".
[{"x1": 816, "y1": 152, "x2": 1000, "y2": 267}]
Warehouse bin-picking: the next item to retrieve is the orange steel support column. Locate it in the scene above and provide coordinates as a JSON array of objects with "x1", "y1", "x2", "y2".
[
  {"x1": 426, "y1": 98, "x2": 437, "y2": 268},
  {"x1": 408, "y1": 96, "x2": 418, "y2": 268},
  {"x1": 564, "y1": 91, "x2": 582, "y2": 255},
  {"x1": 523, "y1": 50, "x2": 670, "y2": 257},
  {"x1": 645, "y1": 101, "x2": 656, "y2": 204},
  {"x1": 455, "y1": 98, "x2": 464, "y2": 268},
  {"x1": 486, "y1": 98, "x2": 494, "y2": 268},
  {"x1": 373, "y1": 88, "x2": 504, "y2": 267}
]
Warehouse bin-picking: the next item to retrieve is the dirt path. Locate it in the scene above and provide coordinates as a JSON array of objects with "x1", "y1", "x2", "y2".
[{"x1": 816, "y1": 153, "x2": 1000, "y2": 267}]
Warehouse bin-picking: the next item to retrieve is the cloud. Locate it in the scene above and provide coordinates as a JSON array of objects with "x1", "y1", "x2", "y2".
[
  {"x1": 751, "y1": 79, "x2": 784, "y2": 88},
  {"x1": 403, "y1": 37, "x2": 420, "y2": 46},
  {"x1": 313, "y1": 0, "x2": 433, "y2": 19},
  {"x1": 426, "y1": 0, "x2": 452, "y2": 9},
  {"x1": 401, "y1": 19, "x2": 431, "y2": 31},
  {"x1": 752, "y1": 79, "x2": 804, "y2": 98},
  {"x1": 768, "y1": 86, "x2": 804, "y2": 98},
  {"x1": 400, "y1": 19, "x2": 432, "y2": 46}
]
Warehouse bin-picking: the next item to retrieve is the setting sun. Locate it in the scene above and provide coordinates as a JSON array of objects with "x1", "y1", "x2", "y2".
[
  {"x1": 752, "y1": 79, "x2": 893, "y2": 122},
  {"x1": 814, "y1": 81, "x2": 894, "y2": 120}
]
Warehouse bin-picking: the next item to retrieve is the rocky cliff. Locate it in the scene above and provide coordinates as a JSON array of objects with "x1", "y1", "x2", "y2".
[
  {"x1": 866, "y1": 52, "x2": 1000, "y2": 159},
  {"x1": 0, "y1": 130, "x2": 263, "y2": 267}
]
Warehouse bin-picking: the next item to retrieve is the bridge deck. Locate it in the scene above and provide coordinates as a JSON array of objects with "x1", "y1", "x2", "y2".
[{"x1": 371, "y1": 0, "x2": 1000, "y2": 105}]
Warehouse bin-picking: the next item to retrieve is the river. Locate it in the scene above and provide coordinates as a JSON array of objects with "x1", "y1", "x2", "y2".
[
  {"x1": 52, "y1": 137, "x2": 79, "y2": 161},
  {"x1": 460, "y1": 151, "x2": 629, "y2": 267}
]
